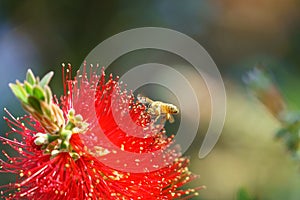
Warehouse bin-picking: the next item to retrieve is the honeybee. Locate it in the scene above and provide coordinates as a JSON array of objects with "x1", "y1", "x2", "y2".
[{"x1": 137, "y1": 94, "x2": 179, "y2": 123}]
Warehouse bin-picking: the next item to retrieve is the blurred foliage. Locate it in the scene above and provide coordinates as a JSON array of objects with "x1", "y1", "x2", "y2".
[
  {"x1": 1, "y1": 1, "x2": 300, "y2": 199},
  {"x1": 245, "y1": 67, "x2": 300, "y2": 161},
  {"x1": 237, "y1": 188, "x2": 256, "y2": 200}
]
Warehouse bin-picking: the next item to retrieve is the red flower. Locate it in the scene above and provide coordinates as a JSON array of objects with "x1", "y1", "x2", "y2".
[{"x1": 0, "y1": 63, "x2": 204, "y2": 199}]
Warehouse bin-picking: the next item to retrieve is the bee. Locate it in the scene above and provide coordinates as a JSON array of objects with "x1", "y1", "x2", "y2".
[{"x1": 137, "y1": 94, "x2": 179, "y2": 123}]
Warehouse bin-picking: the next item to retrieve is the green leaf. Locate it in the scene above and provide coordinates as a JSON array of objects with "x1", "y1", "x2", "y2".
[
  {"x1": 47, "y1": 134, "x2": 59, "y2": 143},
  {"x1": 60, "y1": 130, "x2": 72, "y2": 149},
  {"x1": 61, "y1": 129, "x2": 72, "y2": 140},
  {"x1": 9, "y1": 82, "x2": 28, "y2": 103},
  {"x1": 44, "y1": 85, "x2": 52, "y2": 104},
  {"x1": 33, "y1": 85, "x2": 45, "y2": 101},
  {"x1": 24, "y1": 81, "x2": 33, "y2": 95},
  {"x1": 61, "y1": 140, "x2": 69, "y2": 149},
  {"x1": 39, "y1": 71, "x2": 54, "y2": 88},
  {"x1": 26, "y1": 69, "x2": 36, "y2": 85},
  {"x1": 28, "y1": 96, "x2": 42, "y2": 114}
]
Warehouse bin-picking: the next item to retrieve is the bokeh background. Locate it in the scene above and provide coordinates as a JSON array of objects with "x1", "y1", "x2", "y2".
[{"x1": 1, "y1": 1, "x2": 300, "y2": 199}]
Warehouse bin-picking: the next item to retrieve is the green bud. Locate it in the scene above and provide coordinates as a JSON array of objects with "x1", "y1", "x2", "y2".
[
  {"x1": 61, "y1": 130, "x2": 72, "y2": 140},
  {"x1": 34, "y1": 133, "x2": 49, "y2": 145},
  {"x1": 74, "y1": 114, "x2": 83, "y2": 122},
  {"x1": 28, "y1": 96, "x2": 42, "y2": 114},
  {"x1": 51, "y1": 150, "x2": 60, "y2": 157},
  {"x1": 39, "y1": 71, "x2": 54, "y2": 88},
  {"x1": 26, "y1": 69, "x2": 36, "y2": 85},
  {"x1": 9, "y1": 82, "x2": 28, "y2": 104},
  {"x1": 68, "y1": 109, "x2": 75, "y2": 117},
  {"x1": 69, "y1": 152, "x2": 80, "y2": 160}
]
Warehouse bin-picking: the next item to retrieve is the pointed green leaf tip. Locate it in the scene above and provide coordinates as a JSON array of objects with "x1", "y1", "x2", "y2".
[
  {"x1": 26, "y1": 69, "x2": 36, "y2": 85},
  {"x1": 9, "y1": 82, "x2": 28, "y2": 104},
  {"x1": 39, "y1": 71, "x2": 54, "y2": 88},
  {"x1": 10, "y1": 70, "x2": 54, "y2": 105}
]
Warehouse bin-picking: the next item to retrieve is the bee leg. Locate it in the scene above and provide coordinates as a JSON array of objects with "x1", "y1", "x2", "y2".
[
  {"x1": 168, "y1": 114, "x2": 175, "y2": 123},
  {"x1": 153, "y1": 106, "x2": 161, "y2": 123},
  {"x1": 154, "y1": 115, "x2": 160, "y2": 123},
  {"x1": 160, "y1": 115, "x2": 167, "y2": 124}
]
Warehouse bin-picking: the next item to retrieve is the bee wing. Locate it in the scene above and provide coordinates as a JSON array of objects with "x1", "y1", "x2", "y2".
[{"x1": 137, "y1": 94, "x2": 153, "y2": 104}]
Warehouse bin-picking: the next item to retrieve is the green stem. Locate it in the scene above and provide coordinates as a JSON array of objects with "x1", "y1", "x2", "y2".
[{"x1": 65, "y1": 121, "x2": 75, "y2": 131}]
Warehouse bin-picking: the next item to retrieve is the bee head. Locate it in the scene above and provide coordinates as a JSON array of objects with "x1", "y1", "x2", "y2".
[{"x1": 170, "y1": 105, "x2": 179, "y2": 114}]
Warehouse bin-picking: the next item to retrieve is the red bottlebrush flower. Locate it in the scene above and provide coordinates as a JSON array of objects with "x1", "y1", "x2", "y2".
[{"x1": 0, "y1": 63, "x2": 204, "y2": 199}]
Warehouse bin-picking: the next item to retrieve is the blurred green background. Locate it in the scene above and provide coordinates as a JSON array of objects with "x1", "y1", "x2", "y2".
[{"x1": 1, "y1": 1, "x2": 300, "y2": 199}]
